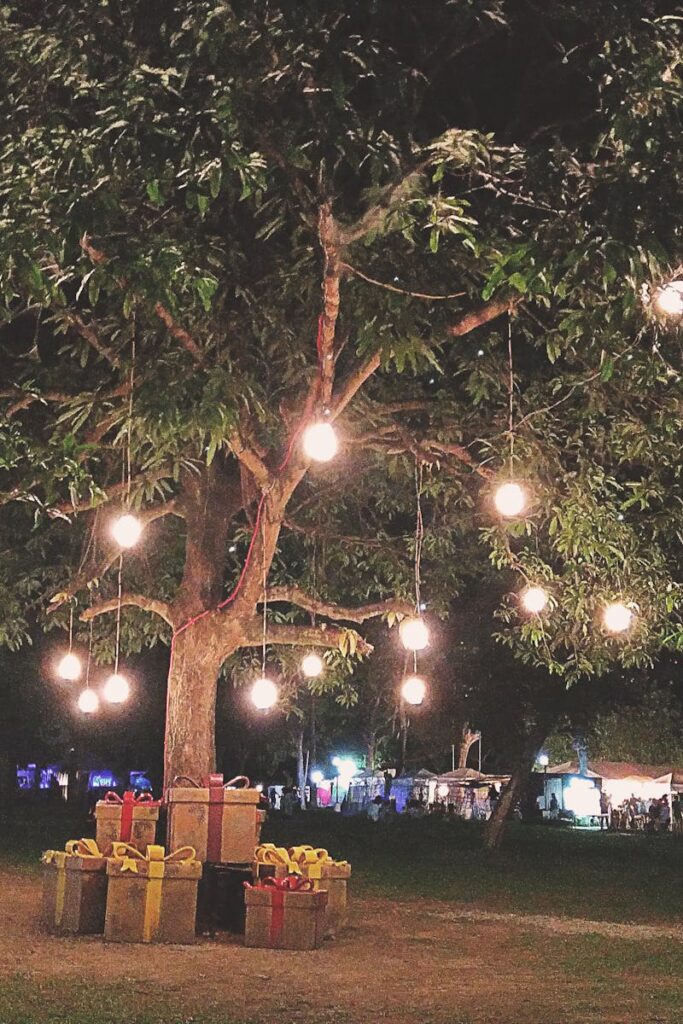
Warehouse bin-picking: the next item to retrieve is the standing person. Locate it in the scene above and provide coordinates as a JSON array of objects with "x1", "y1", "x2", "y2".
[
  {"x1": 549, "y1": 792, "x2": 559, "y2": 820},
  {"x1": 281, "y1": 786, "x2": 297, "y2": 817},
  {"x1": 599, "y1": 789, "x2": 610, "y2": 830},
  {"x1": 659, "y1": 795, "x2": 671, "y2": 832},
  {"x1": 672, "y1": 793, "x2": 682, "y2": 833},
  {"x1": 367, "y1": 795, "x2": 382, "y2": 822}
]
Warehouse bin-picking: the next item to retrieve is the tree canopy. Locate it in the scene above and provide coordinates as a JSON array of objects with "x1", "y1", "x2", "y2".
[{"x1": 0, "y1": 1, "x2": 681, "y2": 782}]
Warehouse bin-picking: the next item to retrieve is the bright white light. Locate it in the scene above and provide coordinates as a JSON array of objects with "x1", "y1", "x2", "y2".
[
  {"x1": 494, "y1": 482, "x2": 527, "y2": 518},
  {"x1": 255, "y1": 783, "x2": 263, "y2": 793},
  {"x1": 336, "y1": 758, "x2": 357, "y2": 780},
  {"x1": 111, "y1": 513, "x2": 143, "y2": 549},
  {"x1": 103, "y1": 672, "x2": 130, "y2": 704},
  {"x1": 399, "y1": 616, "x2": 430, "y2": 652},
  {"x1": 564, "y1": 776, "x2": 600, "y2": 817},
  {"x1": 57, "y1": 652, "x2": 82, "y2": 681},
  {"x1": 251, "y1": 676, "x2": 278, "y2": 710},
  {"x1": 538, "y1": 753, "x2": 549, "y2": 768},
  {"x1": 302, "y1": 421, "x2": 338, "y2": 463},
  {"x1": 603, "y1": 602, "x2": 633, "y2": 634},
  {"x1": 654, "y1": 280, "x2": 683, "y2": 316},
  {"x1": 310, "y1": 770, "x2": 324, "y2": 785},
  {"x1": 331, "y1": 756, "x2": 341, "y2": 768},
  {"x1": 521, "y1": 586, "x2": 549, "y2": 614},
  {"x1": 437, "y1": 783, "x2": 449, "y2": 798},
  {"x1": 401, "y1": 675, "x2": 427, "y2": 706},
  {"x1": 301, "y1": 653, "x2": 324, "y2": 678},
  {"x1": 77, "y1": 688, "x2": 99, "y2": 714}
]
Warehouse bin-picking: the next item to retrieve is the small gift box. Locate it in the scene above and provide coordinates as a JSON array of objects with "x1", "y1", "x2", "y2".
[
  {"x1": 41, "y1": 839, "x2": 108, "y2": 935},
  {"x1": 252, "y1": 843, "x2": 301, "y2": 882},
  {"x1": 95, "y1": 791, "x2": 160, "y2": 855},
  {"x1": 244, "y1": 877, "x2": 327, "y2": 950},
  {"x1": 288, "y1": 845, "x2": 351, "y2": 936},
  {"x1": 105, "y1": 843, "x2": 201, "y2": 944},
  {"x1": 167, "y1": 774, "x2": 265, "y2": 864}
]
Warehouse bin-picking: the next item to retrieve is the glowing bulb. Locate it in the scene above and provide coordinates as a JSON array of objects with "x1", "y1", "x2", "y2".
[
  {"x1": 301, "y1": 653, "x2": 324, "y2": 678},
  {"x1": 57, "y1": 652, "x2": 82, "y2": 681},
  {"x1": 310, "y1": 769, "x2": 324, "y2": 785},
  {"x1": 494, "y1": 482, "x2": 527, "y2": 518},
  {"x1": 538, "y1": 753, "x2": 549, "y2": 768},
  {"x1": 111, "y1": 513, "x2": 143, "y2": 549},
  {"x1": 77, "y1": 688, "x2": 99, "y2": 714},
  {"x1": 603, "y1": 602, "x2": 633, "y2": 634},
  {"x1": 401, "y1": 675, "x2": 427, "y2": 706},
  {"x1": 251, "y1": 676, "x2": 278, "y2": 710},
  {"x1": 302, "y1": 421, "x2": 338, "y2": 462},
  {"x1": 654, "y1": 280, "x2": 683, "y2": 316},
  {"x1": 399, "y1": 616, "x2": 430, "y2": 651},
  {"x1": 103, "y1": 673, "x2": 130, "y2": 704},
  {"x1": 521, "y1": 586, "x2": 549, "y2": 614}
]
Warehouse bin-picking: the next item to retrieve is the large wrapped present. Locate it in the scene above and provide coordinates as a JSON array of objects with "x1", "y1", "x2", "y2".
[
  {"x1": 167, "y1": 774, "x2": 265, "y2": 864},
  {"x1": 95, "y1": 791, "x2": 160, "y2": 855},
  {"x1": 252, "y1": 843, "x2": 302, "y2": 882},
  {"x1": 289, "y1": 845, "x2": 351, "y2": 935},
  {"x1": 41, "y1": 839, "x2": 107, "y2": 935},
  {"x1": 244, "y1": 877, "x2": 327, "y2": 950},
  {"x1": 104, "y1": 843, "x2": 201, "y2": 944}
]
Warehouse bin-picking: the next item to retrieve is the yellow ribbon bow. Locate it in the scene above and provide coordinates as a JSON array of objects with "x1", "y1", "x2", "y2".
[
  {"x1": 287, "y1": 845, "x2": 349, "y2": 879},
  {"x1": 110, "y1": 843, "x2": 197, "y2": 942},
  {"x1": 254, "y1": 843, "x2": 301, "y2": 874},
  {"x1": 65, "y1": 838, "x2": 104, "y2": 858}
]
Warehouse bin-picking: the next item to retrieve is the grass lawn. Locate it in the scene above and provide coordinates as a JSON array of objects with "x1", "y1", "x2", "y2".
[{"x1": 2, "y1": 804, "x2": 683, "y2": 1024}]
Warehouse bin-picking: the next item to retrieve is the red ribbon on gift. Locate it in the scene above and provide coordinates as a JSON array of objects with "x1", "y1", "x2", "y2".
[
  {"x1": 103, "y1": 791, "x2": 158, "y2": 843},
  {"x1": 200, "y1": 774, "x2": 250, "y2": 863},
  {"x1": 245, "y1": 875, "x2": 313, "y2": 946}
]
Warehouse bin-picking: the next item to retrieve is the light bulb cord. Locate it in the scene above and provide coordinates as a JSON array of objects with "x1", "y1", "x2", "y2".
[
  {"x1": 261, "y1": 514, "x2": 267, "y2": 675},
  {"x1": 114, "y1": 553, "x2": 123, "y2": 675},
  {"x1": 507, "y1": 316, "x2": 515, "y2": 471},
  {"x1": 414, "y1": 458, "x2": 424, "y2": 614}
]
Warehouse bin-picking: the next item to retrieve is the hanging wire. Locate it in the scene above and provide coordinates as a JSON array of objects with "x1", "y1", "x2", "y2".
[
  {"x1": 507, "y1": 316, "x2": 515, "y2": 470},
  {"x1": 114, "y1": 553, "x2": 123, "y2": 675},
  {"x1": 413, "y1": 458, "x2": 424, "y2": 675},
  {"x1": 85, "y1": 618, "x2": 93, "y2": 690},
  {"x1": 126, "y1": 318, "x2": 136, "y2": 505},
  {"x1": 261, "y1": 515, "x2": 268, "y2": 675},
  {"x1": 68, "y1": 604, "x2": 74, "y2": 654}
]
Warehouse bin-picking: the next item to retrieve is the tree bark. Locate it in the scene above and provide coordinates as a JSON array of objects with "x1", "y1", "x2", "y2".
[
  {"x1": 163, "y1": 618, "x2": 225, "y2": 789},
  {"x1": 484, "y1": 721, "x2": 552, "y2": 850},
  {"x1": 458, "y1": 724, "x2": 481, "y2": 769},
  {"x1": 296, "y1": 725, "x2": 307, "y2": 810}
]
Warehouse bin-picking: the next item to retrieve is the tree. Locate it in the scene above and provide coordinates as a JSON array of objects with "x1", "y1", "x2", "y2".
[{"x1": 0, "y1": 3, "x2": 681, "y2": 791}]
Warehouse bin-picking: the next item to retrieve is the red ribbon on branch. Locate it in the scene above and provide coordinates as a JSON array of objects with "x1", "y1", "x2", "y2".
[
  {"x1": 245, "y1": 875, "x2": 314, "y2": 946},
  {"x1": 103, "y1": 790, "x2": 159, "y2": 843}
]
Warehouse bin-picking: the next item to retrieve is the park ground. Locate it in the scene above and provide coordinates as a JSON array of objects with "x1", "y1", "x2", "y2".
[{"x1": 1, "y1": 809, "x2": 683, "y2": 1024}]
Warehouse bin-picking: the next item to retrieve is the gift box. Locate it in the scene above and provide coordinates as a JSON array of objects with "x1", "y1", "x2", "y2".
[
  {"x1": 252, "y1": 843, "x2": 301, "y2": 882},
  {"x1": 167, "y1": 774, "x2": 265, "y2": 864},
  {"x1": 95, "y1": 791, "x2": 160, "y2": 855},
  {"x1": 288, "y1": 845, "x2": 351, "y2": 936},
  {"x1": 104, "y1": 843, "x2": 201, "y2": 944},
  {"x1": 41, "y1": 839, "x2": 108, "y2": 935},
  {"x1": 244, "y1": 877, "x2": 327, "y2": 950}
]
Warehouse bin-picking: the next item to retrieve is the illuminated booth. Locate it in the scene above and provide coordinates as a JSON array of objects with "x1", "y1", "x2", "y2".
[{"x1": 542, "y1": 760, "x2": 677, "y2": 826}]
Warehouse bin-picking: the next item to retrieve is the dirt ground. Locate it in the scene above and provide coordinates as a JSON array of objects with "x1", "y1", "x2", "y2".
[{"x1": 2, "y1": 868, "x2": 681, "y2": 1024}]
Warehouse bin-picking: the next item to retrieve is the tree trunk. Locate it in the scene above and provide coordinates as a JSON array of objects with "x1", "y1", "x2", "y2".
[
  {"x1": 366, "y1": 733, "x2": 377, "y2": 772},
  {"x1": 296, "y1": 725, "x2": 307, "y2": 810},
  {"x1": 163, "y1": 618, "x2": 225, "y2": 790},
  {"x1": 484, "y1": 721, "x2": 552, "y2": 850},
  {"x1": 458, "y1": 724, "x2": 481, "y2": 769}
]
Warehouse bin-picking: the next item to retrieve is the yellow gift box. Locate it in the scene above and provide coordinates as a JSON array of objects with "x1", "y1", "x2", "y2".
[
  {"x1": 288, "y1": 845, "x2": 351, "y2": 935},
  {"x1": 41, "y1": 839, "x2": 108, "y2": 934}
]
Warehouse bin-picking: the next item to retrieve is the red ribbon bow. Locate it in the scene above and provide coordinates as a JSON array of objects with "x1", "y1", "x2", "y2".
[
  {"x1": 245, "y1": 875, "x2": 314, "y2": 946},
  {"x1": 103, "y1": 791, "x2": 159, "y2": 842}
]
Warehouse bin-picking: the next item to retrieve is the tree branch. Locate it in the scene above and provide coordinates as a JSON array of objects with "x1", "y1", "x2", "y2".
[
  {"x1": 317, "y1": 202, "x2": 342, "y2": 404},
  {"x1": 341, "y1": 261, "x2": 466, "y2": 301},
  {"x1": 447, "y1": 295, "x2": 517, "y2": 336},
  {"x1": 267, "y1": 586, "x2": 413, "y2": 623},
  {"x1": 228, "y1": 431, "x2": 271, "y2": 488},
  {"x1": 339, "y1": 163, "x2": 429, "y2": 245},
  {"x1": 49, "y1": 471, "x2": 176, "y2": 517},
  {"x1": 243, "y1": 619, "x2": 373, "y2": 656},
  {"x1": 80, "y1": 592, "x2": 174, "y2": 627}
]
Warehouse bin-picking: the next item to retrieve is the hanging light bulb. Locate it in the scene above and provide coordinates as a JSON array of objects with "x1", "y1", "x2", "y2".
[
  {"x1": 654, "y1": 280, "x2": 683, "y2": 317},
  {"x1": 603, "y1": 602, "x2": 634, "y2": 634},
  {"x1": 302, "y1": 421, "x2": 338, "y2": 462},
  {"x1": 251, "y1": 676, "x2": 278, "y2": 710},
  {"x1": 111, "y1": 513, "x2": 143, "y2": 549},
  {"x1": 103, "y1": 672, "x2": 130, "y2": 704},
  {"x1": 57, "y1": 651, "x2": 82, "y2": 681},
  {"x1": 521, "y1": 586, "x2": 549, "y2": 614},
  {"x1": 401, "y1": 675, "x2": 427, "y2": 706},
  {"x1": 399, "y1": 616, "x2": 430, "y2": 651},
  {"x1": 77, "y1": 688, "x2": 99, "y2": 714},
  {"x1": 301, "y1": 653, "x2": 324, "y2": 678},
  {"x1": 494, "y1": 482, "x2": 528, "y2": 518}
]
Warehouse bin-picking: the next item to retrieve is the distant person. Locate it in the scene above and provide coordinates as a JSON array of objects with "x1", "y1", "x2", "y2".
[
  {"x1": 269, "y1": 787, "x2": 277, "y2": 810},
  {"x1": 367, "y1": 795, "x2": 382, "y2": 822},
  {"x1": 549, "y1": 793, "x2": 559, "y2": 820},
  {"x1": 599, "y1": 789, "x2": 610, "y2": 829},
  {"x1": 281, "y1": 787, "x2": 297, "y2": 817},
  {"x1": 659, "y1": 795, "x2": 671, "y2": 832},
  {"x1": 672, "y1": 794, "x2": 682, "y2": 833}
]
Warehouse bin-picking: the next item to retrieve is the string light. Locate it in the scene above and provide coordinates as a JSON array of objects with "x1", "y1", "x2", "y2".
[
  {"x1": 302, "y1": 421, "x2": 338, "y2": 462},
  {"x1": 301, "y1": 653, "x2": 324, "y2": 678},
  {"x1": 603, "y1": 602, "x2": 634, "y2": 634},
  {"x1": 103, "y1": 672, "x2": 130, "y2": 704},
  {"x1": 401, "y1": 675, "x2": 427, "y2": 706},
  {"x1": 77, "y1": 687, "x2": 99, "y2": 714},
  {"x1": 57, "y1": 652, "x2": 82, "y2": 681},
  {"x1": 111, "y1": 513, "x2": 143, "y2": 549},
  {"x1": 654, "y1": 280, "x2": 683, "y2": 317},
  {"x1": 251, "y1": 676, "x2": 278, "y2": 710},
  {"x1": 494, "y1": 481, "x2": 528, "y2": 518},
  {"x1": 57, "y1": 606, "x2": 82, "y2": 680},
  {"x1": 399, "y1": 616, "x2": 430, "y2": 651},
  {"x1": 521, "y1": 586, "x2": 549, "y2": 614}
]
